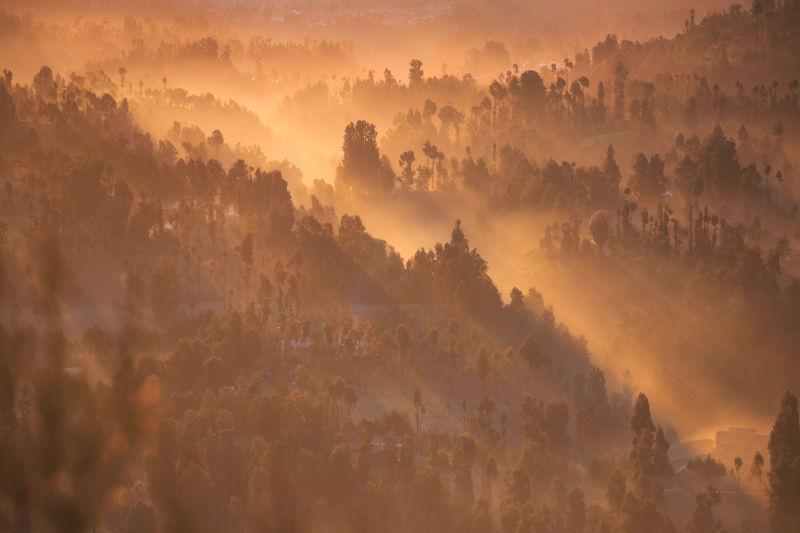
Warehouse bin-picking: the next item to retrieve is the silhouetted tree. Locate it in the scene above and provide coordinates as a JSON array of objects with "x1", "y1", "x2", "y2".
[{"x1": 767, "y1": 391, "x2": 800, "y2": 533}]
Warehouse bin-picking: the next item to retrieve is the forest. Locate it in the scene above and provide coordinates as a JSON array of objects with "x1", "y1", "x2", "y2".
[{"x1": 0, "y1": 0, "x2": 799, "y2": 532}]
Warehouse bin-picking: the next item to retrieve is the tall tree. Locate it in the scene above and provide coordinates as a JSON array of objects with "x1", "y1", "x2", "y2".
[
  {"x1": 399, "y1": 150, "x2": 416, "y2": 191},
  {"x1": 519, "y1": 335, "x2": 542, "y2": 373},
  {"x1": 751, "y1": 451, "x2": 765, "y2": 488},
  {"x1": 516, "y1": 70, "x2": 546, "y2": 124},
  {"x1": 631, "y1": 393, "x2": 655, "y2": 434},
  {"x1": 733, "y1": 457, "x2": 743, "y2": 493},
  {"x1": 337, "y1": 120, "x2": 393, "y2": 195},
  {"x1": 630, "y1": 153, "x2": 668, "y2": 203},
  {"x1": 685, "y1": 486, "x2": 722, "y2": 533},
  {"x1": 654, "y1": 426, "x2": 674, "y2": 478},
  {"x1": 604, "y1": 144, "x2": 621, "y2": 198},
  {"x1": 768, "y1": 391, "x2": 800, "y2": 533},
  {"x1": 613, "y1": 61, "x2": 628, "y2": 121},
  {"x1": 409, "y1": 59, "x2": 424, "y2": 86}
]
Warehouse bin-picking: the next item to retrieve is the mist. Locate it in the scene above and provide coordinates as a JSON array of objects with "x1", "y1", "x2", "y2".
[{"x1": 1, "y1": 0, "x2": 799, "y2": 532}]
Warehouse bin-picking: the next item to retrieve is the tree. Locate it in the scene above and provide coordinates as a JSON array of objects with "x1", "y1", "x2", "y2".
[
  {"x1": 630, "y1": 153, "x2": 668, "y2": 203},
  {"x1": 0, "y1": 81, "x2": 15, "y2": 130},
  {"x1": 613, "y1": 61, "x2": 628, "y2": 121},
  {"x1": 256, "y1": 274, "x2": 273, "y2": 324},
  {"x1": 750, "y1": 451, "x2": 765, "y2": 488},
  {"x1": 421, "y1": 141, "x2": 443, "y2": 189},
  {"x1": 118, "y1": 67, "x2": 128, "y2": 89},
  {"x1": 416, "y1": 164, "x2": 433, "y2": 192},
  {"x1": 519, "y1": 335, "x2": 542, "y2": 373},
  {"x1": 378, "y1": 155, "x2": 397, "y2": 193},
  {"x1": 631, "y1": 423, "x2": 657, "y2": 500},
  {"x1": 489, "y1": 80, "x2": 508, "y2": 104},
  {"x1": 239, "y1": 233, "x2": 254, "y2": 288},
  {"x1": 675, "y1": 155, "x2": 702, "y2": 200},
  {"x1": 607, "y1": 470, "x2": 626, "y2": 512},
  {"x1": 33, "y1": 66, "x2": 57, "y2": 101},
  {"x1": 630, "y1": 393, "x2": 660, "y2": 500},
  {"x1": 409, "y1": 59, "x2": 424, "y2": 86},
  {"x1": 423, "y1": 99, "x2": 438, "y2": 121},
  {"x1": 733, "y1": 457, "x2": 743, "y2": 492},
  {"x1": 686, "y1": 455, "x2": 727, "y2": 478},
  {"x1": 752, "y1": 0, "x2": 776, "y2": 17},
  {"x1": 589, "y1": 211, "x2": 612, "y2": 250},
  {"x1": 654, "y1": 426, "x2": 674, "y2": 478},
  {"x1": 604, "y1": 144, "x2": 621, "y2": 197},
  {"x1": 698, "y1": 126, "x2": 740, "y2": 199},
  {"x1": 438, "y1": 105, "x2": 464, "y2": 140},
  {"x1": 631, "y1": 393, "x2": 655, "y2": 434},
  {"x1": 767, "y1": 391, "x2": 800, "y2": 533},
  {"x1": 337, "y1": 120, "x2": 393, "y2": 195},
  {"x1": 596, "y1": 81, "x2": 607, "y2": 123},
  {"x1": 516, "y1": 70, "x2": 546, "y2": 124},
  {"x1": 489, "y1": 80, "x2": 508, "y2": 126},
  {"x1": 399, "y1": 150, "x2": 416, "y2": 191},
  {"x1": 208, "y1": 129, "x2": 224, "y2": 146},
  {"x1": 592, "y1": 34, "x2": 619, "y2": 64},
  {"x1": 685, "y1": 486, "x2": 722, "y2": 533}
]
